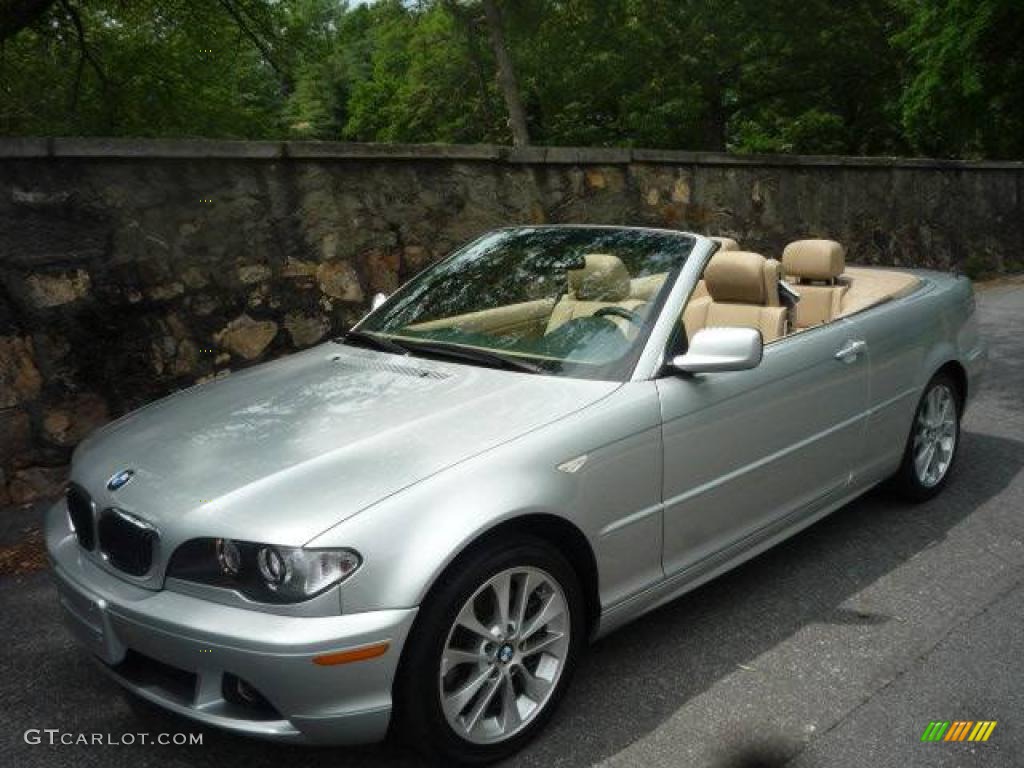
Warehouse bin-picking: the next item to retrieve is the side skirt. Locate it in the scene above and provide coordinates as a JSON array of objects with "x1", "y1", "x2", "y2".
[{"x1": 593, "y1": 479, "x2": 878, "y2": 639}]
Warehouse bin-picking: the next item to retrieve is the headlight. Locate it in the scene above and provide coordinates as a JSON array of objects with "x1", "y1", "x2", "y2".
[{"x1": 167, "y1": 538, "x2": 361, "y2": 603}]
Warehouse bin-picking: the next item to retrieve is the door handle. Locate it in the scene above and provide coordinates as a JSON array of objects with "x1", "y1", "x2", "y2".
[{"x1": 834, "y1": 339, "x2": 867, "y2": 363}]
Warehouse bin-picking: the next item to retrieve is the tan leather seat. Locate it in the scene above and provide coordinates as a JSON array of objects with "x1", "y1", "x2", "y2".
[
  {"x1": 629, "y1": 272, "x2": 669, "y2": 301},
  {"x1": 546, "y1": 253, "x2": 646, "y2": 335},
  {"x1": 685, "y1": 251, "x2": 788, "y2": 342},
  {"x1": 687, "y1": 238, "x2": 772, "y2": 308},
  {"x1": 782, "y1": 240, "x2": 848, "y2": 329},
  {"x1": 709, "y1": 236, "x2": 740, "y2": 251}
]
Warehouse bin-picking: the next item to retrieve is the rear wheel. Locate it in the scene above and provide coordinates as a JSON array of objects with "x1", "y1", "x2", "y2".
[
  {"x1": 394, "y1": 535, "x2": 583, "y2": 765},
  {"x1": 892, "y1": 372, "x2": 961, "y2": 501}
]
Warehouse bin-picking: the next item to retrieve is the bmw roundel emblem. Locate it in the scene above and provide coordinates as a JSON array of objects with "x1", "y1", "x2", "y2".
[{"x1": 106, "y1": 469, "x2": 135, "y2": 492}]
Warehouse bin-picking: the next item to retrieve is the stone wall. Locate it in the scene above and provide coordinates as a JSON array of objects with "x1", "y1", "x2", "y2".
[{"x1": 1, "y1": 138, "x2": 1022, "y2": 503}]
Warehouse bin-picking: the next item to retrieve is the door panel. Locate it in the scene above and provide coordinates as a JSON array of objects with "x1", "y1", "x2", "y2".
[
  {"x1": 843, "y1": 293, "x2": 935, "y2": 485},
  {"x1": 657, "y1": 319, "x2": 869, "y2": 576}
]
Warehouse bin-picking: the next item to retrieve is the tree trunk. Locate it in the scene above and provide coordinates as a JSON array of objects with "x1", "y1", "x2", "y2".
[
  {"x1": 701, "y1": 85, "x2": 729, "y2": 152},
  {"x1": 481, "y1": 0, "x2": 529, "y2": 146},
  {"x1": 442, "y1": 0, "x2": 498, "y2": 135}
]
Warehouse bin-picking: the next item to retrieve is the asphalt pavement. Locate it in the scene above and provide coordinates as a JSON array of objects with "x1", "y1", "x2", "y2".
[{"x1": 1, "y1": 282, "x2": 1022, "y2": 768}]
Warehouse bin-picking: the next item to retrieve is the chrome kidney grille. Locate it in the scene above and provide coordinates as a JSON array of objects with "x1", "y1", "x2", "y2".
[
  {"x1": 66, "y1": 484, "x2": 96, "y2": 550},
  {"x1": 65, "y1": 485, "x2": 158, "y2": 576},
  {"x1": 97, "y1": 509, "x2": 158, "y2": 576}
]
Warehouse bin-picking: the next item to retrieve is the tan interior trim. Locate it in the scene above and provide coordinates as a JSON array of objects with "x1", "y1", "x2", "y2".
[
  {"x1": 835, "y1": 267, "x2": 922, "y2": 318},
  {"x1": 407, "y1": 297, "x2": 556, "y2": 334}
]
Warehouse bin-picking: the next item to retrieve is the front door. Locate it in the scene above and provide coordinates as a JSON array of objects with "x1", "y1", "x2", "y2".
[{"x1": 657, "y1": 319, "x2": 870, "y2": 577}]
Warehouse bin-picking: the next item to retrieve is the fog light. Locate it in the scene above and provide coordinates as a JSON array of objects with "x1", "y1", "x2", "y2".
[
  {"x1": 235, "y1": 677, "x2": 261, "y2": 704},
  {"x1": 215, "y1": 538, "x2": 241, "y2": 576},
  {"x1": 257, "y1": 546, "x2": 288, "y2": 587},
  {"x1": 222, "y1": 673, "x2": 276, "y2": 714}
]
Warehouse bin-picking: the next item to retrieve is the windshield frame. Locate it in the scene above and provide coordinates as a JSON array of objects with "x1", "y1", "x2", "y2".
[{"x1": 352, "y1": 225, "x2": 698, "y2": 382}]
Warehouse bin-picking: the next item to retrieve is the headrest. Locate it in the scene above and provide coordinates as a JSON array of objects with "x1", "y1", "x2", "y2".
[
  {"x1": 569, "y1": 253, "x2": 631, "y2": 301},
  {"x1": 704, "y1": 251, "x2": 772, "y2": 305},
  {"x1": 709, "y1": 236, "x2": 740, "y2": 251},
  {"x1": 782, "y1": 239, "x2": 845, "y2": 281}
]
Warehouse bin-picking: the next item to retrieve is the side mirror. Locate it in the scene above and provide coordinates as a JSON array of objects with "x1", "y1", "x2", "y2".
[
  {"x1": 669, "y1": 327, "x2": 763, "y2": 374},
  {"x1": 370, "y1": 292, "x2": 389, "y2": 310}
]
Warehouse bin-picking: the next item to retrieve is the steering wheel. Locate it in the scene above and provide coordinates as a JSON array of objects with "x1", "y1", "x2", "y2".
[{"x1": 593, "y1": 306, "x2": 643, "y2": 326}]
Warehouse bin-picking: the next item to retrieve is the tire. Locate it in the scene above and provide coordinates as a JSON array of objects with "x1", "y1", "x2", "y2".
[
  {"x1": 891, "y1": 371, "x2": 962, "y2": 501},
  {"x1": 393, "y1": 534, "x2": 584, "y2": 765}
]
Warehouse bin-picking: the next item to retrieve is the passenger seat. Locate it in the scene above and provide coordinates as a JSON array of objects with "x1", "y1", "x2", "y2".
[
  {"x1": 685, "y1": 251, "x2": 788, "y2": 342},
  {"x1": 546, "y1": 253, "x2": 646, "y2": 335},
  {"x1": 686, "y1": 236, "x2": 740, "y2": 308},
  {"x1": 782, "y1": 240, "x2": 848, "y2": 330}
]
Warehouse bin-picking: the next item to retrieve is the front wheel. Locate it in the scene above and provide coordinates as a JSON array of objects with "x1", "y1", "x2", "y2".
[
  {"x1": 891, "y1": 372, "x2": 961, "y2": 501},
  {"x1": 394, "y1": 535, "x2": 583, "y2": 765}
]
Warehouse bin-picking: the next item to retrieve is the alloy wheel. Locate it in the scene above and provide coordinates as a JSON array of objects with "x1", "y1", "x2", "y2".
[
  {"x1": 913, "y1": 383, "x2": 958, "y2": 488},
  {"x1": 438, "y1": 566, "x2": 571, "y2": 745}
]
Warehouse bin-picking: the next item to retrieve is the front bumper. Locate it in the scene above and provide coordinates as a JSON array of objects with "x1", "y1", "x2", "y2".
[{"x1": 45, "y1": 501, "x2": 417, "y2": 745}]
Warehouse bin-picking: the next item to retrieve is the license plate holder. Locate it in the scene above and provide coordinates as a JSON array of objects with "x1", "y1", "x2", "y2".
[{"x1": 55, "y1": 577, "x2": 127, "y2": 665}]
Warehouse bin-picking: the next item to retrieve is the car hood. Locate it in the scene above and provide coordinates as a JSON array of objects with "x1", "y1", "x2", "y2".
[{"x1": 71, "y1": 344, "x2": 618, "y2": 547}]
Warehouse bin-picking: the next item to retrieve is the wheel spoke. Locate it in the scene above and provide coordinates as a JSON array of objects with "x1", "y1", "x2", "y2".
[
  {"x1": 456, "y1": 601, "x2": 499, "y2": 643},
  {"x1": 931, "y1": 447, "x2": 944, "y2": 469},
  {"x1": 463, "y1": 674, "x2": 503, "y2": 734},
  {"x1": 491, "y1": 571, "x2": 512, "y2": 631},
  {"x1": 914, "y1": 437, "x2": 928, "y2": 459},
  {"x1": 928, "y1": 388, "x2": 942, "y2": 426},
  {"x1": 521, "y1": 630, "x2": 565, "y2": 658},
  {"x1": 444, "y1": 665, "x2": 495, "y2": 721},
  {"x1": 500, "y1": 673, "x2": 521, "y2": 732},
  {"x1": 522, "y1": 591, "x2": 564, "y2": 641},
  {"x1": 916, "y1": 442, "x2": 936, "y2": 479},
  {"x1": 442, "y1": 647, "x2": 488, "y2": 675},
  {"x1": 513, "y1": 571, "x2": 537, "y2": 631}
]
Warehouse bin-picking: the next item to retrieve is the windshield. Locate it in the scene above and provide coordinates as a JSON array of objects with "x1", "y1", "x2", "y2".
[{"x1": 356, "y1": 227, "x2": 695, "y2": 380}]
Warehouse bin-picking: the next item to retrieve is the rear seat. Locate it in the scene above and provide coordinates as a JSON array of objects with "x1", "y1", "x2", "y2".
[
  {"x1": 709, "y1": 236, "x2": 740, "y2": 252},
  {"x1": 782, "y1": 240, "x2": 848, "y2": 329}
]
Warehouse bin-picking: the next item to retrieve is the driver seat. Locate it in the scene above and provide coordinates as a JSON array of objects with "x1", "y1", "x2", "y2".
[{"x1": 546, "y1": 253, "x2": 646, "y2": 336}]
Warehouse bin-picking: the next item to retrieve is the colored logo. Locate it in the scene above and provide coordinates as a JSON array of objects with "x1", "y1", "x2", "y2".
[
  {"x1": 921, "y1": 720, "x2": 997, "y2": 742},
  {"x1": 106, "y1": 469, "x2": 135, "y2": 492}
]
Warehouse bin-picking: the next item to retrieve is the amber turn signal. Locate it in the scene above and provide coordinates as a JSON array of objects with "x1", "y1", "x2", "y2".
[{"x1": 312, "y1": 642, "x2": 390, "y2": 666}]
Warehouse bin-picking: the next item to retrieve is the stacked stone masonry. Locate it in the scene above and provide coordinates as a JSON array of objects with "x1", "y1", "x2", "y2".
[{"x1": 1, "y1": 138, "x2": 1021, "y2": 502}]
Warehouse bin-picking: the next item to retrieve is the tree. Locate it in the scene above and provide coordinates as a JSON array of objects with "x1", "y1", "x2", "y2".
[
  {"x1": 0, "y1": 0, "x2": 1020, "y2": 160},
  {"x1": 0, "y1": 0, "x2": 55, "y2": 42},
  {"x1": 480, "y1": 0, "x2": 529, "y2": 146},
  {"x1": 896, "y1": 0, "x2": 1024, "y2": 158},
  {"x1": 0, "y1": 0, "x2": 336, "y2": 137}
]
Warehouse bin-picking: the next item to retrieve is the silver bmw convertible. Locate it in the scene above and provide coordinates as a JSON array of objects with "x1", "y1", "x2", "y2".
[{"x1": 47, "y1": 226, "x2": 986, "y2": 763}]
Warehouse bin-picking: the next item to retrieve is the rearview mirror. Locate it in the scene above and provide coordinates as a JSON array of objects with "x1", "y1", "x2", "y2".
[{"x1": 669, "y1": 327, "x2": 763, "y2": 374}]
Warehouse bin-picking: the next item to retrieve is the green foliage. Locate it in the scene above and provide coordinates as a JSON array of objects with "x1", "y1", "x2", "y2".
[
  {"x1": 0, "y1": 0, "x2": 300, "y2": 137},
  {"x1": 0, "y1": 0, "x2": 1020, "y2": 158},
  {"x1": 895, "y1": 0, "x2": 1024, "y2": 158},
  {"x1": 343, "y1": 1, "x2": 507, "y2": 143}
]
